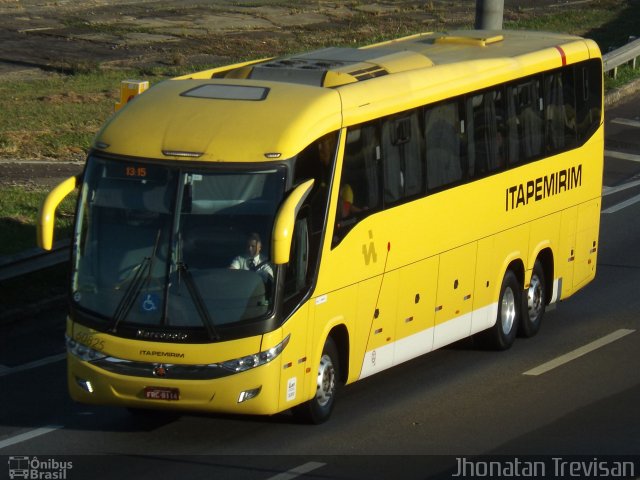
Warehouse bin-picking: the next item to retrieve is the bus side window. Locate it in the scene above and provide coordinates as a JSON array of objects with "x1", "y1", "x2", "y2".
[
  {"x1": 333, "y1": 124, "x2": 381, "y2": 246},
  {"x1": 544, "y1": 69, "x2": 577, "y2": 152},
  {"x1": 283, "y1": 216, "x2": 310, "y2": 301},
  {"x1": 506, "y1": 78, "x2": 543, "y2": 164},
  {"x1": 505, "y1": 84, "x2": 519, "y2": 165},
  {"x1": 575, "y1": 59, "x2": 602, "y2": 143},
  {"x1": 381, "y1": 111, "x2": 423, "y2": 204},
  {"x1": 467, "y1": 88, "x2": 505, "y2": 177},
  {"x1": 292, "y1": 132, "x2": 338, "y2": 236},
  {"x1": 425, "y1": 100, "x2": 463, "y2": 190}
]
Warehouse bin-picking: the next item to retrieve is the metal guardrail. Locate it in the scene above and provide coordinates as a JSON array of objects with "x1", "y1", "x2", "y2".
[
  {"x1": 603, "y1": 37, "x2": 640, "y2": 77},
  {"x1": 1, "y1": 36, "x2": 639, "y2": 283}
]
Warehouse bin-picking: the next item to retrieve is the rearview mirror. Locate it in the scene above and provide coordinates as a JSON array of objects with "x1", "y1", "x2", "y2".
[
  {"x1": 37, "y1": 175, "x2": 78, "y2": 250},
  {"x1": 271, "y1": 179, "x2": 314, "y2": 265}
]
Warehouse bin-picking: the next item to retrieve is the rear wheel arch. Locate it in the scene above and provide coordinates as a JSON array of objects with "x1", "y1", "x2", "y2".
[
  {"x1": 520, "y1": 249, "x2": 553, "y2": 338},
  {"x1": 508, "y1": 259, "x2": 525, "y2": 290},
  {"x1": 494, "y1": 256, "x2": 525, "y2": 301},
  {"x1": 476, "y1": 260, "x2": 524, "y2": 350},
  {"x1": 535, "y1": 248, "x2": 554, "y2": 305}
]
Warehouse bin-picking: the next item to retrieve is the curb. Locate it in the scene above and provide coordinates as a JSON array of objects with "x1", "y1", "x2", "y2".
[{"x1": 604, "y1": 77, "x2": 640, "y2": 108}]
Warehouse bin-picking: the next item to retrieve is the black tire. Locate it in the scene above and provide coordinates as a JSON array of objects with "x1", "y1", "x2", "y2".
[
  {"x1": 519, "y1": 260, "x2": 546, "y2": 338},
  {"x1": 293, "y1": 337, "x2": 339, "y2": 424},
  {"x1": 477, "y1": 270, "x2": 520, "y2": 350}
]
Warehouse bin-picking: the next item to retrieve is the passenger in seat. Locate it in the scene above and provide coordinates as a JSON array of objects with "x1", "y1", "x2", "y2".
[{"x1": 338, "y1": 183, "x2": 366, "y2": 219}]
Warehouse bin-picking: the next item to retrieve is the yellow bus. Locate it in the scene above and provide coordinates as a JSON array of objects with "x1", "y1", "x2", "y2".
[{"x1": 39, "y1": 29, "x2": 603, "y2": 423}]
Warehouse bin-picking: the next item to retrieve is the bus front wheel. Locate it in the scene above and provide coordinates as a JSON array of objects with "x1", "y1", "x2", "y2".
[
  {"x1": 293, "y1": 337, "x2": 339, "y2": 424},
  {"x1": 478, "y1": 270, "x2": 520, "y2": 350}
]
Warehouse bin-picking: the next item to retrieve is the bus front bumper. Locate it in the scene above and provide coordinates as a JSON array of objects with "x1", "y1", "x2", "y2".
[{"x1": 67, "y1": 353, "x2": 282, "y2": 415}]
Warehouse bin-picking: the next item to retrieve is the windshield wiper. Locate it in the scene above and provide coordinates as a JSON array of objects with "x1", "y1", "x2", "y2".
[
  {"x1": 174, "y1": 232, "x2": 220, "y2": 341},
  {"x1": 177, "y1": 262, "x2": 220, "y2": 341},
  {"x1": 109, "y1": 229, "x2": 161, "y2": 333}
]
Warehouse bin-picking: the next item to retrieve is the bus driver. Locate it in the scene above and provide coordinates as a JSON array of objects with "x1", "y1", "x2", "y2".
[{"x1": 229, "y1": 232, "x2": 274, "y2": 283}]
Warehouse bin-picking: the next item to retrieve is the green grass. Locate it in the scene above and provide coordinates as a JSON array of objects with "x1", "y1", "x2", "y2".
[
  {"x1": 505, "y1": 3, "x2": 621, "y2": 38},
  {"x1": 505, "y1": 0, "x2": 640, "y2": 53},
  {"x1": 0, "y1": 187, "x2": 77, "y2": 256},
  {"x1": 604, "y1": 63, "x2": 640, "y2": 91},
  {"x1": 0, "y1": 70, "x2": 167, "y2": 159}
]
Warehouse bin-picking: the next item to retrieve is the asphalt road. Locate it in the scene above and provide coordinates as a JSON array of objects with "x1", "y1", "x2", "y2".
[{"x1": 1, "y1": 95, "x2": 640, "y2": 479}]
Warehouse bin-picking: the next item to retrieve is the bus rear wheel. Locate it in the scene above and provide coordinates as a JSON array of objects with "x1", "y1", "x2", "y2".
[
  {"x1": 520, "y1": 260, "x2": 546, "y2": 338},
  {"x1": 293, "y1": 337, "x2": 339, "y2": 424},
  {"x1": 478, "y1": 270, "x2": 520, "y2": 350}
]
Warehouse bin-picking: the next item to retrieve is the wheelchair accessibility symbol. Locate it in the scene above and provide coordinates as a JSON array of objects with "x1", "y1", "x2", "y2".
[{"x1": 141, "y1": 293, "x2": 160, "y2": 313}]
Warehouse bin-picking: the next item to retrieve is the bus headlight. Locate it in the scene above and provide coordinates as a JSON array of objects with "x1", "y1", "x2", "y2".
[
  {"x1": 221, "y1": 334, "x2": 290, "y2": 373},
  {"x1": 65, "y1": 334, "x2": 107, "y2": 362}
]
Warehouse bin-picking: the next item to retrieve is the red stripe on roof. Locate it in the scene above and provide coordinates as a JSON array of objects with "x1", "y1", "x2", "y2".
[{"x1": 554, "y1": 45, "x2": 567, "y2": 66}]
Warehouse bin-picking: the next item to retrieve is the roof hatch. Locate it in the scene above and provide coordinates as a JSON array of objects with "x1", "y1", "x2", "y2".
[
  {"x1": 429, "y1": 34, "x2": 504, "y2": 47},
  {"x1": 221, "y1": 47, "x2": 434, "y2": 88}
]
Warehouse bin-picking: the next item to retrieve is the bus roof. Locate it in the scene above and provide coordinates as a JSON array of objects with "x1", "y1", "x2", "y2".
[{"x1": 94, "y1": 30, "x2": 600, "y2": 163}]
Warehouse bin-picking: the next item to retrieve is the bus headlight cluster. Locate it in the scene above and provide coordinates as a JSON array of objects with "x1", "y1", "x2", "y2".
[
  {"x1": 221, "y1": 335, "x2": 290, "y2": 373},
  {"x1": 65, "y1": 334, "x2": 107, "y2": 362}
]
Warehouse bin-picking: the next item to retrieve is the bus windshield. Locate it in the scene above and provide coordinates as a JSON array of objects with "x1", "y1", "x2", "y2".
[{"x1": 72, "y1": 156, "x2": 286, "y2": 338}]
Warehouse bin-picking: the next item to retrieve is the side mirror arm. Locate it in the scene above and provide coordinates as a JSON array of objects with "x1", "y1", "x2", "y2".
[
  {"x1": 271, "y1": 179, "x2": 314, "y2": 265},
  {"x1": 37, "y1": 175, "x2": 79, "y2": 250}
]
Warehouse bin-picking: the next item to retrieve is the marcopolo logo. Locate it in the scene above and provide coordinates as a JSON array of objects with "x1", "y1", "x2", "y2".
[{"x1": 7, "y1": 456, "x2": 72, "y2": 479}]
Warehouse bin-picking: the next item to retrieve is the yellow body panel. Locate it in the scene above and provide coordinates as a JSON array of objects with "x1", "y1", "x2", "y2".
[
  {"x1": 276, "y1": 304, "x2": 309, "y2": 409},
  {"x1": 95, "y1": 79, "x2": 343, "y2": 162},
  {"x1": 574, "y1": 198, "x2": 600, "y2": 289},
  {"x1": 310, "y1": 286, "x2": 357, "y2": 383},
  {"x1": 395, "y1": 257, "x2": 438, "y2": 348}
]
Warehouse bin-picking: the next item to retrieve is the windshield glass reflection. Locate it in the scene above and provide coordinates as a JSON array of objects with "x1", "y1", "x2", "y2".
[{"x1": 72, "y1": 157, "x2": 285, "y2": 335}]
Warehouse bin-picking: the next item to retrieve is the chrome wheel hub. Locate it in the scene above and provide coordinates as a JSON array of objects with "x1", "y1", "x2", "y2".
[
  {"x1": 315, "y1": 354, "x2": 335, "y2": 407},
  {"x1": 527, "y1": 275, "x2": 544, "y2": 321},
  {"x1": 501, "y1": 287, "x2": 516, "y2": 335}
]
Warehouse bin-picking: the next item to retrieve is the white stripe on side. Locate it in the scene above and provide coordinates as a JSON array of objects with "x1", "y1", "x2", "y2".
[
  {"x1": 433, "y1": 313, "x2": 472, "y2": 350},
  {"x1": 358, "y1": 303, "x2": 499, "y2": 380},
  {"x1": 470, "y1": 302, "x2": 499, "y2": 336},
  {"x1": 358, "y1": 277, "x2": 564, "y2": 381},
  {"x1": 549, "y1": 278, "x2": 562, "y2": 304},
  {"x1": 393, "y1": 326, "x2": 434, "y2": 366},
  {"x1": 360, "y1": 342, "x2": 394, "y2": 379}
]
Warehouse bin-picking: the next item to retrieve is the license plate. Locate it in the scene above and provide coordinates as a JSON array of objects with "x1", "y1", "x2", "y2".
[{"x1": 143, "y1": 387, "x2": 180, "y2": 401}]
